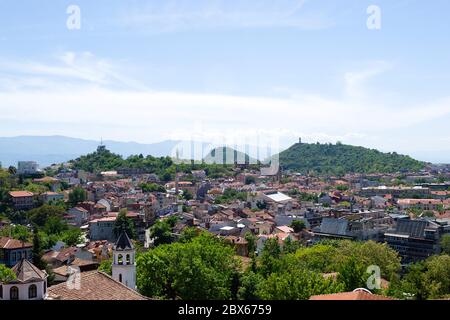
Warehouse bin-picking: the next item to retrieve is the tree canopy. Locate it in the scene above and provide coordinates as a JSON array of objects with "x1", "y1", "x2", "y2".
[
  {"x1": 68, "y1": 187, "x2": 87, "y2": 207},
  {"x1": 137, "y1": 233, "x2": 239, "y2": 300},
  {"x1": 278, "y1": 142, "x2": 425, "y2": 175},
  {"x1": 113, "y1": 209, "x2": 135, "y2": 239},
  {"x1": 0, "y1": 264, "x2": 16, "y2": 283}
]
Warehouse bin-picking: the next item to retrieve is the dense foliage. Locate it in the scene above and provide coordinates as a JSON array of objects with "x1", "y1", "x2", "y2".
[
  {"x1": 0, "y1": 264, "x2": 16, "y2": 282},
  {"x1": 68, "y1": 187, "x2": 87, "y2": 207},
  {"x1": 441, "y1": 234, "x2": 450, "y2": 255},
  {"x1": 135, "y1": 230, "x2": 413, "y2": 300},
  {"x1": 113, "y1": 209, "x2": 136, "y2": 239},
  {"x1": 139, "y1": 183, "x2": 166, "y2": 193},
  {"x1": 388, "y1": 254, "x2": 450, "y2": 300},
  {"x1": 70, "y1": 147, "x2": 239, "y2": 180},
  {"x1": 70, "y1": 147, "x2": 174, "y2": 177},
  {"x1": 214, "y1": 188, "x2": 247, "y2": 204},
  {"x1": 98, "y1": 258, "x2": 113, "y2": 276},
  {"x1": 0, "y1": 204, "x2": 83, "y2": 250},
  {"x1": 149, "y1": 216, "x2": 178, "y2": 246},
  {"x1": 278, "y1": 142, "x2": 425, "y2": 175},
  {"x1": 137, "y1": 233, "x2": 240, "y2": 300}
]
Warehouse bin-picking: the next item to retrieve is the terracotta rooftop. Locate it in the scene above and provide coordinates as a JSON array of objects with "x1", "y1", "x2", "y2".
[
  {"x1": 90, "y1": 216, "x2": 116, "y2": 223},
  {"x1": 0, "y1": 237, "x2": 32, "y2": 249},
  {"x1": 9, "y1": 191, "x2": 34, "y2": 198},
  {"x1": 310, "y1": 290, "x2": 395, "y2": 301},
  {"x1": 47, "y1": 271, "x2": 149, "y2": 300}
]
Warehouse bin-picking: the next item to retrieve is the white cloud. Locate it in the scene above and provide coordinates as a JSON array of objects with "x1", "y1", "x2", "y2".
[
  {"x1": 0, "y1": 52, "x2": 450, "y2": 162},
  {"x1": 344, "y1": 61, "x2": 392, "y2": 97},
  {"x1": 0, "y1": 52, "x2": 148, "y2": 91}
]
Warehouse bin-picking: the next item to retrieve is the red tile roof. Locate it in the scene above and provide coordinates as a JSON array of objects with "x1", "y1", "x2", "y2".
[
  {"x1": 310, "y1": 290, "x2": 395, "y2": 300},
  {"x1": 0, "y1": 237, "x2": 32, "y2": 249},
  {"x1": 9, "y1": 191, "x2": 34, "y2": 198},
  {"x1": 47, "y1": 271, "x2": 149, "y2": 300}
]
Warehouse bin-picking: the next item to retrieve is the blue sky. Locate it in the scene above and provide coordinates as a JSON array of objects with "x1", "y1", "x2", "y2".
[{"x1": 0, "y1": 0, "x2": 450, "y2": 162}]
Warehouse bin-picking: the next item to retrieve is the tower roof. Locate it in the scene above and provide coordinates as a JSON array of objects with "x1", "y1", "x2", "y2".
[
  {"x1": 10, "y1": 259, "x2": 47, "y2": 284},
  {"x1": 113, "y1": 231, "x2": 134, "y2": 251}
]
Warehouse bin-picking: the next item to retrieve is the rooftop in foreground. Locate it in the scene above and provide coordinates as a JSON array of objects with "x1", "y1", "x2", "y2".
[{"x1": 47, "y1": 271, "x2": 149, "y2": 300}]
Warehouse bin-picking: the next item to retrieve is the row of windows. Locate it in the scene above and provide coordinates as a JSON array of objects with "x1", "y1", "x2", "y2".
[
  {"x1": 12, "y1": 251, "x2": 30, "y2": 261},
  {"x1": 0, "y1": 250, "x2": 30, "y2": 262},
  {"x1": 0, "y1": 284, "x2": 41, "y2": 300}
]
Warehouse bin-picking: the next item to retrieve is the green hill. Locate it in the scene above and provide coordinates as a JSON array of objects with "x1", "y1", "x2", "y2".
[
  {"x1": 278, "y1": 142, "x2": 425, "y2": 175},
  {"x1": 203, "y1": 147, "x2": 256, "y2": 165}
]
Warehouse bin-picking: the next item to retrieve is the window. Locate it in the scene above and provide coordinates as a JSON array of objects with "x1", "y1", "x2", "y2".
[
  {"x1": 126, "y1": 254, "x2": 130, "y2": 265},
  {"x1": 28, "y1": 284, "x2": 37, "y2": 299},
  {"x1": 119, "y1": 274, "x2": 122, "y2": 283},
  {"x1": 10, "y1": 286, "x2": 19, "y2": 300},
  {"x1": 118, "y1": 254, "x2": 123, "y2": 264},
  {"x1": 0, "y1": 285, "x2": 3, "y2": 299}
]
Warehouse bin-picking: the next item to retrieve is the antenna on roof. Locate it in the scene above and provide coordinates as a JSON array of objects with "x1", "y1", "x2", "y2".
[{"x1": 97, "y1": 137, "x2": 106, "y2": 152}]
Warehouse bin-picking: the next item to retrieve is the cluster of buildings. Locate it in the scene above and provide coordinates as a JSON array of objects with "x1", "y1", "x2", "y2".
[
  {"x1": 1, "y1": 154, "x2": 450, "y2": 300},
  {"x1": 0, "y1": 231, "x2": 146, "y2": 300}
]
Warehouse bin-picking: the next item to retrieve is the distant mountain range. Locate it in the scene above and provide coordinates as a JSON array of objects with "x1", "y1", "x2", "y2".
[
  {"x1": 0, "y1": 136, "x2": 182, "y2": 167},
  {"x1": 0, "y1": 136, "x2": 267, "y2": 168},
  {"x1": 0, "y1": 136, "x2": 430, "y2": 174}
]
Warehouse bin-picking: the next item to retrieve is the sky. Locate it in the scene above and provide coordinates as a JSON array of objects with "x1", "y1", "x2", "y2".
[{"x1": 0, "y1": 0, "x2": 450, "y2": 163}]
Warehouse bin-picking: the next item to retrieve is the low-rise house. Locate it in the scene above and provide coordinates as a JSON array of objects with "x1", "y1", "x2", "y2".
[
  {"x1": 33, "y1": 177, "x2": 60, "y2": 192},
  {"x1": 261, "y1": 191, "x2": 293, "y2": 212},
  {"x1": 9, "y1": 191, "x2": 35, "y2": 210},
  {"x1": 41, "y1": 191, "x2": 64, "y2": 204},
  {"x1": 84, "y1": 240, "x2": 112, "y2": 262},
  {"x1": 68, "y1": 207, "x2": 89, "y2": 227},
  {"x1": 42, "y1": 247, "x2": 80, "y2": 268},
  {"x1": 89, "y1": 216, "x2": 116, "y2": 242},
  {"x1": 0, "y1": 237, "x2": 33, "y2": 267}
]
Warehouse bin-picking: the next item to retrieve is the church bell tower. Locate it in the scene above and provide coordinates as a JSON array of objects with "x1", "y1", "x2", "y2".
[{"x1": 111, "y1": 231, "x2": 136, "y2": 290}]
